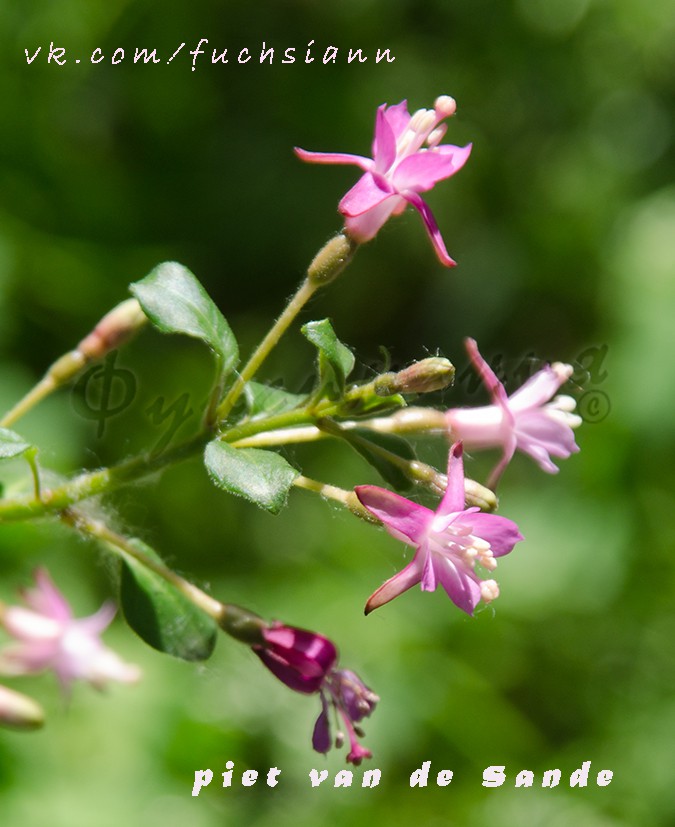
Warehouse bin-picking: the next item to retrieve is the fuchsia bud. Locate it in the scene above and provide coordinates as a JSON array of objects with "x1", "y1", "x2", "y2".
[{"x1": 0, "y1": 684, "x2": 44, "y2": 731}]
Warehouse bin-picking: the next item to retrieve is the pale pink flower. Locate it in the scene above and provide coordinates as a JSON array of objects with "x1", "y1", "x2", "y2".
[
  {"x1": 0, "y1": 569, "x2": 140, "y2": 691},
  {"x1": 253, "y1": 622, "x2": 378, "y2": 765},
  {"x1": 295, "y1": 96, "x2": 471, "y2": 266},
  {"x1": 356, "y1": 442, "x2": 523, "y2": 616},
  {"x1": 446, "y1": 339, "x2": 581, "y2": 487}
]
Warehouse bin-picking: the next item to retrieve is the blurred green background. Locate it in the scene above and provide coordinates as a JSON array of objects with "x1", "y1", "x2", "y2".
[{"x1": 1, "y1": 1, "x2": 674, "y2": 825}]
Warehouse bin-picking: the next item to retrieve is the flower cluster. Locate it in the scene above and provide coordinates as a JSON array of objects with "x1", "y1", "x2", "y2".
[{"x1": 253, "y1": 623, "x2": 378, "y2": 765}]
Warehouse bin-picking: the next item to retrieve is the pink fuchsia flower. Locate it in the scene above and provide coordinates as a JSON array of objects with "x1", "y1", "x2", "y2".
[
  {"x1": 0, "y1": 569, "x2": 140, "y2": 692},
  {"x1": 355, "y1": 442, "x2": 523, "y2": 616},
  {"x1": 295, "y1": 96, "x2": 471, "y2": 267},
  {"x1": 253, "y1": 623, "x2": 378, "y2": 765},
  {"x1": 446, "y1": 338, "x2": 581, "y2": 488}
]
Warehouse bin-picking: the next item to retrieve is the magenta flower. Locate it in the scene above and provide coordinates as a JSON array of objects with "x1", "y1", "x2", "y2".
[
  {"x1": 253, "y1": 622, "x2": 378, "y2": 765},
  {"x1": 0, "y1": 569, "x2": 140, "y2": 691},
  {"x1": 355, "y1": 442, "x2": 523, "y2": 616},
  {"x1": 295, "y1": 96, "x2": 471, "y2": 266},
  {"x1": 446, "y1": 339, "x2": 581, "y2": 487}
]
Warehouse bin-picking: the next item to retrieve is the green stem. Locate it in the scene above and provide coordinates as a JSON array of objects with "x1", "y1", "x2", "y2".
[
  {"x1": 215, "y1": 233, "x2": 358, "y2": 424},
  {"x1": 292, "y1": 475, "x2": 375, "y2": 522},
  {"x1": 0, "y1": 432, "x2": 209, "y2": 523},
  {"x1": 63, "y1": 509, "x2": 225, "y2": 620},
  {"x1": 215, "y1": 278, "x2": 318, "y2": 423},
  {"x1": 62, "y1": 509, "x2": 267, "y2": 643},
  {"x1": 0, "y1": 376, "x2": 58, "y2": 428}
]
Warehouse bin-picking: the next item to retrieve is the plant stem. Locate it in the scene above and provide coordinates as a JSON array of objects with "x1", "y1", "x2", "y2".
[
  {"x1": 0, "y1": 432, "x2": 209, "y2": 523},
  {"x1": 292, "y1": 474, "x2": 376, "y2": 522},
  {"x1": 215, "y1": 278, "x2": 318, "y2": 423},
  {"x1": 0, "y1": 377, "x2": 58, "y2": 429},
  {"x1": 63, "y1": 509, "x2": 225, "y2": 620}
]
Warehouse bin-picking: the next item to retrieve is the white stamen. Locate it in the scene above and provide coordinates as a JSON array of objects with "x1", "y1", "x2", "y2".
[
  {"x1": 480, "y1": 580, "x2": 500, "y2": 602},
  {"x1": 551, "y1": 362, "x2": 574, "y2": 382},
  {"x1": 427, "y1": 125, "x2": 447, "y2": 147},
  {"x1": 434, "y1": 95, "x2": 457, "y2": 118},
  {"x1": 552, "y1": 394, "x2": 577, "y2": 413},
  {"x1": 409, "y1": 108, "x2": 435, "y2": 133},
  {"x1": 478, "y1": 549, "x2": 497, "y2": 571}
]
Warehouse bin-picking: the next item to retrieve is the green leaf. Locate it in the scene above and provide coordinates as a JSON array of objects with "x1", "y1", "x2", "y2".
[
  {"x1": 119, "y1": 539, "x2": 217, "y2": 661},
  {"x1": 204, "y1": 440, "x2": 298, "y2": 514},
  {"x1": 341, "y1": 428, "x2": 416, "y2": 491},
  {"x1": 301, "y1": 318, "x2": 355, "y2": 398},
  {"x1": 244, "y1": 381, "x2": 306, "y2": 418},
  {"x1": 130, "y1": 261, "x2": 238, "y2": 376},
  {"x1": 0, "y1": 428, "x2": 32, "y2": 461}
]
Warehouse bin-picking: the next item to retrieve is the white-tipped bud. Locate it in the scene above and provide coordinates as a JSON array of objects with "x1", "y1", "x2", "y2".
[
  {"x1": 0, "y1": 684, "x2": 45, "y2": 731},
  {"x1": 480, "y1": 580, "x2": 500, "y2": 603},
  {"x1": 434, "y1": 95, "x2": 457, "y2": 118},
  {"x1": 77, "y1": 299, "x2": 147, "y2": 362},
  {"x1": 464, "y1": 478, "x2": 498, "y2": 512}
]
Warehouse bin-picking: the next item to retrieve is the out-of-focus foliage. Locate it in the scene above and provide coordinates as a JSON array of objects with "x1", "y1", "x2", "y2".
[{"x1": 1, "y1": 1, "x2": 674, "y2": 825}]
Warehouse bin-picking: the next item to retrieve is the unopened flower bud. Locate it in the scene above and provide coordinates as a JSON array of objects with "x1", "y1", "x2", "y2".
[
  {"x1": 374, "y1": 357, "x2": 455, "y2": 396},
  {"x1": 77, "y1": 299, "x2": 147, "y2": 362},
  {"x1": 307, "y1": 233, "x2": 358, "y2": 286},
  {"x1": 0, "y1": 685, "x2": 45, "y2": 731},
  {"x1": 463, "y1": 478, "x2": 498, "y2": 512}
]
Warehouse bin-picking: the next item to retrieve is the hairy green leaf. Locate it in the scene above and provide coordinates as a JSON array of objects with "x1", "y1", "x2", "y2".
[{"x1": 204, "y1": 440, "x2": 298, "y2": 514}]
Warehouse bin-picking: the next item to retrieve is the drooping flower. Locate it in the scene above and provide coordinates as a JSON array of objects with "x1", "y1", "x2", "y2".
[
  {"x1": 446, "y1": 338, "x2": 581, "y2": 487},
  {"x1": 253, "y1": 622, "x2": 378, "y2": 765},
  {"x1": 295, "y1": 96, "x2": 471, "y2": 266},
  {"x1": 0, "y1": 569, "x2": 140, "y2": 692},
  {"x1": 355, "y1": 442, "x2": 523, "y2": 615}
]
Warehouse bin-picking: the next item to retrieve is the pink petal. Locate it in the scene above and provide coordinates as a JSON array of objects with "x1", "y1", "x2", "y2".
[
  {"x1": 433, "y1": 556, "x2": 482, "y2": 615},
  {"x1": 516, "y1": 411, "x2": 580, "y2": 458},
  {"x1": 507, "y1": 365, "x2": 570, "y2": 411},
  {"x1": 312, "y1": 699, "x2": 331, "y2": 753},
  {"x1": 465, "y1": 339, "x2": 511, "y2": 411},
  {"x1": 438, "y1": 441, "x2": 467, "y2": 515},
  {"x1": 392, "y1": 144, "x2": 472, "y2": 192},
  {"x1": 344, "y1": 197, "x2": 403, "y2": 242},
  {"x1": 420, "y1": 543, "x2": 437, "y2": 591},
  {"x1": 364, "y1": 554, "x2": 424, "y2": 614},
  {"x1": 294, "y1": 147, "x2": 373, "y2": 170},
  {"x1": 486, "y1": 438, "x2": 518, "y2": 489},
  {"x1": 401, "y1": 190, "x2": 456, "y2": 267},
  {"x1": 355, "y1": 486, "x2": 432, "y2": 544},
  {"x1": 381, "y1": 101, "x2": 411, "y2": 141},
  {"x1": 339, "y1": 173, "x2": 393, "y2": 217},
  {"x1": 460, "y1": 513, "x2": 524, "y2": 557},
  {"x1": 24, "y1": 569, "x2": 72, "y2": 623},
  {"x1": 372, "y1": 105, "x2": 397, "y2": 171}
]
